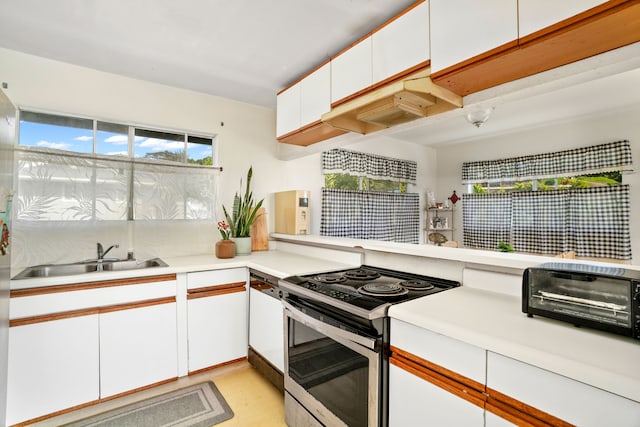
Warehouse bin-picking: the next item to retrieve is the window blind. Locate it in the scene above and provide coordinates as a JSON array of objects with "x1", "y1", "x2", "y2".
[
  {"x1": 322, "y1": 148, "x2": 417, "y2": 183},
  {"x1": 462, "y1": 140, "x2": 633, "y2": 184}
]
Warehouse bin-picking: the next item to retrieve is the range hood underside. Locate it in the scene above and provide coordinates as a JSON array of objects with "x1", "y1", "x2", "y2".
[{"x1": 321, "y1": 73, "x2": 463, "y2": 135}]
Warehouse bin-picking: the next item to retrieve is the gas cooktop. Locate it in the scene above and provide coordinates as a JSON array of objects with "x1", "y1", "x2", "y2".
[{"x1": 279, "y1": 265, "x2": 460, "y2": 320}]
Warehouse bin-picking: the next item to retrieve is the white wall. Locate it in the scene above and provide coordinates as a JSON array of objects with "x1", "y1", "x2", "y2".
[
  {"x1": 435, "y1": 105, "x2": 640, "y2": 264},
  {"x1": 0, "y1": 47, "x2": 285, "y2": 269},
  {"x1": 0, "y1": 47, "x2": 435, "y2": 270}
]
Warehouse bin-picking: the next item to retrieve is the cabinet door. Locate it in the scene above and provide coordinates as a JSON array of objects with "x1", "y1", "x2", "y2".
[
  {"x1": 331, "y1": 37, "x2": 372, "y2": 103},
  {"x1": 6, "y1": 315, "x2": 99, "y2": 425},
  {"x1": 276, "y1": 83, "x2": 301, "y2": 137},
  {"x1": 187, "y1": 290, "x2": 248, "y2": 372},
  {"x1": 372, "y1": 1, "x2": 429, "y2": 84},
  {"x1": 249, "y1": 288, "x2": 284, "y2": 372},
  {"x1": 391, "y1": 319, "x2": 486, "y2": 384},
  {"x1": 99, "y1": 302, "x2": 178, "y2": 398},
  {"x1": 487, "y1": 352, "x2": 640, "y2": 426},
  {"x1": 389, "y1": 363, "x2": 484, "y2": 427},
  {"x1": 430, "y1": 0, "x2": 517, "y2": 73},
  {"x1": 300, "y1": 62, "x2": 331, "y2": 127},
  {"x1": 519, "y1": 0, "x2": 608, "y2": 37}
]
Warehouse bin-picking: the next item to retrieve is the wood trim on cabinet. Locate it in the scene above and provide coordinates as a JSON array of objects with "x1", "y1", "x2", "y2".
[
  {"x1": 277, "y1": 0, "x2": 427, "y2": 95},
  {"x1": 188, "y1": 356, "x2": 247, "y2": 376},
  {"x1": 99, "y1": 377, "x2": 179, "y2": 404},
  {"x1": 10, "y1": 273, "x2": 177, "y2": 298},
  {"x1": 486, "y1": 387, "x2": 575, "y2": 427},
  {"x1": 9, "y1": 296, "x2": 177, "y2": 327},
  {"x1": 10, "y1": 398, "x2": 102, "y2": 427},
  {"x1": 431, "y1": 0, "x2": 640, "y2": 96},
  {"x1": 187, "y1": 281, "x2": 246, "y2": 299},
  {"x1": 390, "y1": 354, "x2": 487, "y2": 408},
  {"x1": 277, "y1": 120, "x2": 347, "y2": 146},
  {"x1": 330, "y1": 61, "x2": 431, "y2": 108},
  {"x1": 390, "y1": 345, "x2": 485, "y2": 393},
  {"x1": 391, "y1": 345, "x2": 574, "y2": 427}
]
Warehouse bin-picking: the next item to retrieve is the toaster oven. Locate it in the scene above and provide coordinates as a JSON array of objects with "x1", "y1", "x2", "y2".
[{"x1": 523, "y1": 263, "x2": 640, "y2": 339}]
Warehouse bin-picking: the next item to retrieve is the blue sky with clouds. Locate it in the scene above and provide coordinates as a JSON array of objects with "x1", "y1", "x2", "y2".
[{"x1": 19, "y1": 121, "x2": 212, "y2": 161}]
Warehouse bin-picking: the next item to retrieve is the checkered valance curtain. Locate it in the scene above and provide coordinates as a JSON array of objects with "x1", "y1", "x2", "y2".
[
  {"x1": 463, "y1": 186, "x2": 631, "y2": 260},
  {"x1": 322, "y1": 148, "x2": 417, "y2": 183},
  {"x1": 462, "y1": 140, "x2": 633, "y2": 184},
  {"x1": 320, "y1": 188, "x2": 420, "y2": 243}
]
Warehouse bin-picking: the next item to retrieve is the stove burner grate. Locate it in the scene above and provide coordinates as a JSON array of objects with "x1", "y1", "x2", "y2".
[
  {"x1": 358, "y1": 282, "x2": 408, "y2": 297},
  {"x1": 399, "y1": 280, "x2": 435, "y2": 291},
  {"x1": 344, "y1": 269, "x2": 381, "y2": 281},
  {"x1": 313, "y1": 273, "x2": 347, "y2": 284}
]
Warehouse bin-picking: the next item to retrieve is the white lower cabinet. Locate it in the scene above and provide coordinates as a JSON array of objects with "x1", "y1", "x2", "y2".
[
  {"x1": 187, "y1": 289, "x2": 247, "y2": 372},
  {"x1": 487, "y1": 352, "x2": 640, "y2": 427},
  {"x1": 99, "y1": 302, "x2": 178, "y2": 398},
  {"x1": 389, "y1": 363, "x2": 484, "y2": 427},
  {"x1": 248, "y1": 287, "x2": 284, "y2": 372},
  {"x1": 6, "y1": 315, "x2": 100, "y2": 426}
]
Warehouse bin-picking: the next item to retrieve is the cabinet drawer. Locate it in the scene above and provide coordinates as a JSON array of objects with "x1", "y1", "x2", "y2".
[
  {"x1": 391, "y1": 319, "x2": 486, "y2": 384},
  {"x1": 10, "y1": 276, "x2": 177, "y2": 319},
  {"x1": 487, "y1": 352, "x2": 640, "y2": 426},
  {"x1": 187, "y1": 268, "x2": 247, "y2": 289}
]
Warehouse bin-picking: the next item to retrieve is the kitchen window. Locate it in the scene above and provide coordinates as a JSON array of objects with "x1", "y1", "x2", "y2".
[
  {"x1": 461, "y1": 141, "x2": 633, "y2": 260},
  {"x1": 16, "y1": 110, "x2": 219, "y2": 221},
  {"x1": 320, "y1": 148, "x2": 419, "y2": 243}
]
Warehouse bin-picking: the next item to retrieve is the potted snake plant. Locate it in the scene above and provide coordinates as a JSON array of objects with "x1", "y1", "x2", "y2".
[{"x1": 222, "y1": 166, "x2": 264, "y2": 255}]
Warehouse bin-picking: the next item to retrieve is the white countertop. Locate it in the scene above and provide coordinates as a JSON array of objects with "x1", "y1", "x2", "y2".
[
  {"x1": 10, "y1": 249, "x2": 360, "y2": 289},
  {"x1": 388, "y1": 286, "x2": 640, "y2": 403}
]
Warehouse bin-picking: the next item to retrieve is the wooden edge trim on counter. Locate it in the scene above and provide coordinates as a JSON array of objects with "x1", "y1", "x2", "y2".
[
  {"x1": 389, "y1": 346, "x2": 486, "y2": 408},
  {"x1": 9, "y1": 297, "x2": 177, "y2": 327},
  {"x1": 188, "y1": 357, "x2": 247, "y2": 376},
  {"x1": 10, "y1": 273, "x2": 177, "y2": 298},
  {"x1": 486, "y1": 387, "x2": 575, "y2": 427},
  {"x1": 390, "y1": 345, "x2": 485, "y2": 393},
  {"x1": 10, "y1": 377, "x2": 179, "y2": 426}
]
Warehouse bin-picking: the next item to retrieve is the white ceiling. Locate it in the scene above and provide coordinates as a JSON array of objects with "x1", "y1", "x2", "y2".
[
  {"x1": 1, "y1": 1, "x2": 639, "y2": 149},
  {"x1": 0, "y1": 0, "x2": 415, "y2": 108}
]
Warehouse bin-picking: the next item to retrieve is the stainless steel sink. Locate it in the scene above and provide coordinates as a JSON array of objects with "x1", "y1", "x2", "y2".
[
  {"x1": 12, "y1": 258, "x2": 168, "y2": 280},
  {"x1": 101, "y1": 259, "x2": 168, "y2": 272}
]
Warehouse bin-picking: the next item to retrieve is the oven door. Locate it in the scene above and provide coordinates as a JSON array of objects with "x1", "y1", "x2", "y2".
[{"x1": 283, "y1": 298, "x2": 381, "y2": 427}]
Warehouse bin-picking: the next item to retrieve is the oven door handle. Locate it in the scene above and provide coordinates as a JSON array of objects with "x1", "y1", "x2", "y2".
[{"x1": 282, "y1": 300, "x2": 378, "y2": 351}]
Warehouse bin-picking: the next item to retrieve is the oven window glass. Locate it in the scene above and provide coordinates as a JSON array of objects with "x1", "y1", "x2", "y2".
[
  {"x1": 529, "y1": 270, "x2": 631, "y2": 327},
  {"x1": 288, "y1": 318, "x2": 370, "y2": 426}
]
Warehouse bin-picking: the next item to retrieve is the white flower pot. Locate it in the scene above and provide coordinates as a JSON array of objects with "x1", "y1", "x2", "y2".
[{"x1": 231, "y1": 236, "x2": 252, "y2": 255}]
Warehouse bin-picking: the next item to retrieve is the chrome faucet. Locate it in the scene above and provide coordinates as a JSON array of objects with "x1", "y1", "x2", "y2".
[{"x1": 97, "y1": 242, "x2": 119, "y2": 260}]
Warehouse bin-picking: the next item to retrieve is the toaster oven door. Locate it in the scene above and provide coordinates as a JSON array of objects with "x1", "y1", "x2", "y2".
[{"x1": 525, "y1": 269, "x2": 632, "y2": 331}]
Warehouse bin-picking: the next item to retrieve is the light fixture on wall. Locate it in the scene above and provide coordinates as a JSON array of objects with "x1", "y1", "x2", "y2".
[{"x1": 465, "y1": 106, "x2": 494, "y2": 128}]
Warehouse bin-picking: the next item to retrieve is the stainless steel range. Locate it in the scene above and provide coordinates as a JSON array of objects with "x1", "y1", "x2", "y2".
[{"x1": 279, "y1": 265, "x2": 460, "y2": 427}]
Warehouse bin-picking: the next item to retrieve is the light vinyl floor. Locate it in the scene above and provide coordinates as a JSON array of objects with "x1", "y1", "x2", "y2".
[{"x1": 31, "y1": 361, "x2": 287, "y2": 427}]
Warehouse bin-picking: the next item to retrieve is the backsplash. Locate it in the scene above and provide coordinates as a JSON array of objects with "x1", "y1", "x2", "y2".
[{"x1": 10, "y1": 219, "x2": 216, "y2": 276}]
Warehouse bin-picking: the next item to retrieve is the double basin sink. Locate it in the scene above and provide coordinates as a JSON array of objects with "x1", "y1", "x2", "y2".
[{"x1": 12, "y1": 258, "x2": 168, "y2": 280}]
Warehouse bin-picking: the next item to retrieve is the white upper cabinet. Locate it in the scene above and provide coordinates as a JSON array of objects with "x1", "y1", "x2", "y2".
[
  {"x1": 276, "y1": 83, "x2": 301, "y2": 137},
  {"x1": 519, "y1": 0, "x2": 608, "y2": 37},
  {"x1": 430, "y1": 0, "x2": 518, "y2": 73},
  {"x1": 331, "y1": 37, "x2": 373, "y2": 103},
  {"x1": 300, "y1": 62, "x2": 331, "y2": 126},
  {"x1": 372, "y1": 1, "x2": 430, "y2": 84}
]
